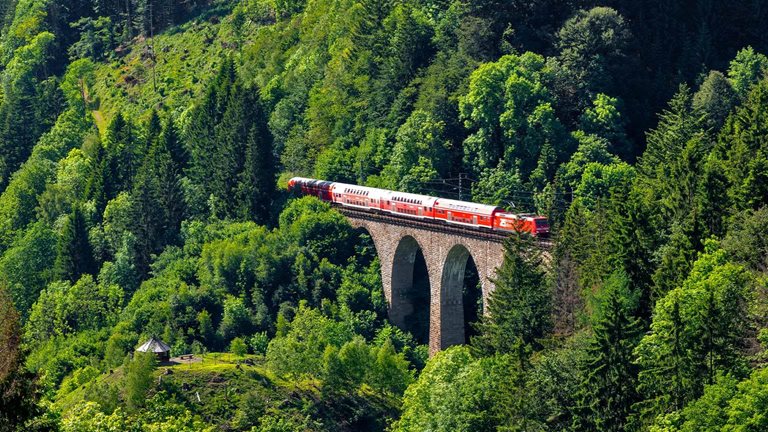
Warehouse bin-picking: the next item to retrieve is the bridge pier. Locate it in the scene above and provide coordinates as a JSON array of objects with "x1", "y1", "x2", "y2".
[{"x1": 344, "y1": 209, "x2": 506, "y2": 355}]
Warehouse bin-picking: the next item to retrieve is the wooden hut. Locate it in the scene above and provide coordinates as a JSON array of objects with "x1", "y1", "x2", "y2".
[{"x1": 136, "y1": 336, "x2": 171, "y2": 362}]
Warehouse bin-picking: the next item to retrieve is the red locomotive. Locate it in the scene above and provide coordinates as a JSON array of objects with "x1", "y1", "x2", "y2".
[{"x1": 288, "y1": 177, "x2": 549, "y2": 237}]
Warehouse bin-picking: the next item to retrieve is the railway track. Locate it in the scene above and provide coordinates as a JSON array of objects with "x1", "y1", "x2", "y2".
[{"x1": 338, "y1": 206, "x2": 554, "y2": 249}]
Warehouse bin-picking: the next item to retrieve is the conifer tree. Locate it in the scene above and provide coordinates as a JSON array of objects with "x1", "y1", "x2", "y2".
[
  {"x1": 144, "y1": 109, "x2": 162, "y2": 153},
  {"x1": 605, "y1": 183, "x2": 656, "y2": 319},
  {"x1": 572, "y1": 274, "x2": 641, "y2": 432},
  {"x1": 85, "y1": 141, "x2": 109, "y2": 218},
  {"x1": 236, "y1": 98, "x2": 275, "y2": 223},
  {"x1": 472, "y1": 233, "x2": 550, "y2": 355},
  {"x1": 54, "y1": 205, "x2": 96, "y2": 282},
  {"x1": 130, "y1": 117, "x2": 185, "y2": 275},
  {"x1": 185, "y1": 57, "x2": 237, "y2": 217},
  {"x1": 212, "y1": 80, "x2": 250, "y2": 217},
  {"x1": 0, "y1": 282, "x2": 42, "y2": 429},
  {"x1": 156, "y1": 120, "x2": 186, "y2": 238},
  {"x1": 104, "y1": 113, "x2": 138, "y2": 197}
]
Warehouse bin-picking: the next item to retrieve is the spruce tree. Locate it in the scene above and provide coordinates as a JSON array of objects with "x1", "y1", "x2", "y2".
[
  {"x1": 212, "y1": 80, "x2": 250, "y2": 217},
  {"x1": 236, "y1": 98, "x2": 275, "y2": 223},
  {"x1": 572, "y1": 276, "x2": 641, "y2": 432},
  {"x1": 104, "y1": 113, "x2": 138, "y2": 196},
  {"x1": 129, "y1": 160, "x2": 159, "y2": 276},
  {"x1": 156, "y1": 120, "x2": 186, "y2": 241},
  {"x1": 606, "y1": 184, "x2": 656, "y2": 320},
  {"x1": 130, "y1": 117, "x2": 185, "y2": 275},
  {"x1": 471, "y1": 233, "x2": 550, "y2": 355},
  {"x1": 85, "y1": 141, "x2": 109, "y2": 218},
  {"x1": 144, "y1": 109, "x2": 162, "y2": 153},
  {"x1": 54, "y1": 205, "x2": 96, "y2": 282},
  {"x1": 0, "y1": 283, "x2": 42, "y2": 429},
  {"x1": 185, "y1": 57, "x2": 237, "y2": 217}
]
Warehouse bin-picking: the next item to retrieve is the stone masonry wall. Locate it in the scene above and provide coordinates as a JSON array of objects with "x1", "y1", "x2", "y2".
[{"x1": 347, "y1": 215, "x2": 505, "y2": 355}]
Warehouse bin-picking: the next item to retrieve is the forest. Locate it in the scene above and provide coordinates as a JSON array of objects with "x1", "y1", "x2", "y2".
[{"x1": 0, "y1": 0, "x2": 768, "y2": 430}]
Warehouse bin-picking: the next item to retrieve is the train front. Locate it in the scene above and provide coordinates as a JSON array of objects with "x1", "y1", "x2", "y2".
[
  {"x1": 533, "y1": 216, "x2": 550, "y2": 237},
  {"x1": 288, "y1": 177, "x2": 335, "y2": 202}
]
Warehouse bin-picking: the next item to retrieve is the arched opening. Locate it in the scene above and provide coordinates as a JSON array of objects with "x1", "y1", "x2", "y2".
[
  {"x1": 440, "y1": 244, "x2": 482, "y2": 348},
  {"x1": 462, "y1": 255, "x2": 482, "y2": 343},
  {"x1": 391, "y1": 236, "x2": 431, "y2": 345}
]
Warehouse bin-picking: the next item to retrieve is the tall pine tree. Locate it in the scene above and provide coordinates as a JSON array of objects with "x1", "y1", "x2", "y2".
[
  {"x1": 54, "y1": 205, "x2": 96, "y2": 282},
  {"x1": 236, "y1": 94, "x2": 275, "y2": 223},
  {"x1": 130, "y1": 117, "x2": 186, "y2": 276},
  {"x1": 572, "y1": 273, "x2": 641, "y2": 432},
  {"x1": 472, "y1": 233, "x2": 550, "y2": 355}
]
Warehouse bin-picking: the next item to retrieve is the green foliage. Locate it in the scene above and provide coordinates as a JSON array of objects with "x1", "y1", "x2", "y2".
[
  {"x1": 230, "y1": 337, "x2": 248, "y2": 357},
  {"x1": 393, "y1": 346, "x2": 520, "y2": 432},
  {"x1": 250, "y1": 332, "x2": 268, "y2": 355},
  {"x1": 322, "y1": 337, "x2": 412, "y2": 395},
  {"x1": 651, "y1": 368, "x2": 768, "y2": 432},
  {"x1": 634, "y1": 241, "x2": 753, "y2": 427},
  {"x1": 460, "y1": 52, "x2": 562, "y2": 179},
  {"x1": 553, "y1": 7, "x2": 631, "y2": 115},
  {"x1": 572, "y1": 272, "x2": 642, "y2": 432},
  {"x1": 266, "y1": 304, "x2": 353, "y2": 378},
  {"x1": 184, "y1": 58, "x2": 275, "y2": 221},
  {"x1": 0, "y1": 108, "x2": 89, "y2": 252},
  {"x1": 0, "y1": 221, "x2": 56, "y2": 317},
  {"x1": 472, "y1": 233, "x2": 550, "y2": 355},
  {"x1": 574, "y1": 161, "x2": 635, "y2": 210},
  {"x1": 693, "y1": 71, "x2": 737, "y2": 130},
  {"x1": 0, "y1": 30, "x2": 62, "y2": 189},
  {"x1": 0, "y1": 282, "x2": 45, "y2": 431},
  {"x1": 580, "y1": 93, "x2": 631, "y2": 158},
  {"x1": 25, "y1": 274, "x2": 122, "y2": 344},
  {"x1": 715, "y1": 79, "x2": 768, "y2": 212},
  {"x1": 639, "y1": 85, "x2": 709, "y2": 224},
  {"x1": 380, "y1": 110, "x2": 450, "y2": 193},
  {"x1": 54, "y1": 204, "x2": 96, "y2": 282},
  {"x1": 61, "y1": 58, "x2": 96, "y2": 117},
  {"x1": 728, "y1": 47, "x2": 768, "y2": 99},
  {"x1": 722, "y1": 206, "x2": 768, "y2": 272},
  {"x1": 4, "y1": 1, "x2": 768, "y2": 429},
  {"x1": 219, "y1": 296, "x2": 254, "y2": 340},
  {"x1": 124, "y1": 351, "x2": 157, "y2": 411}
]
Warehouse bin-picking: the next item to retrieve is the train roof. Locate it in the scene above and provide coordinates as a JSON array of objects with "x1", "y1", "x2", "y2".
[
  {"x1": 497, "y1": 212, "x2": 548, "y2": 220},
  {"x1": 387, "y1": 191, "x2": 438, "y2": 206},
  {"x1": 332, "y1": 182, "x2": 389, "y2": 198},
  {"x1": 290, "y1": 177, "x2": 334, "y2": 187},
  {"x1": 434, "y1": 198, "x2": 501, "y2": 216}
]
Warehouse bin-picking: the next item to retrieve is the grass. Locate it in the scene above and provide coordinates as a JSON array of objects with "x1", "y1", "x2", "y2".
[{"x1": 89, "y1": 1, "x2": 270, "y2": 125}]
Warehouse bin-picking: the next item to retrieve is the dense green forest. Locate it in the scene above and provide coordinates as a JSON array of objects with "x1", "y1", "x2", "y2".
[{"x1": 1, "y1": 0, "x2": 768, "y2": 430}]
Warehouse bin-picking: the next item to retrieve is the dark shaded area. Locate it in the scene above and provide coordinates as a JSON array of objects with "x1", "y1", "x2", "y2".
[
  {"x1": 404, "y1": 249, "x2": 431, "y2": 345},
  {"x1": 462, "y1": 255, "x2": 482, "y2": 344}
]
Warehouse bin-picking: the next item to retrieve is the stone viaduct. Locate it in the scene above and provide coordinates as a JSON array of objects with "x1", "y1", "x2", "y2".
[{"x1": 340, "y1": 208, "x2": 507, "y2": 355}]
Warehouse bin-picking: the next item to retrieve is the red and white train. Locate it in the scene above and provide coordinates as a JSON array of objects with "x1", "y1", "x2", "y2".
[{"x1": 288, "y1": 177, "x2": 550, "y2": 237}]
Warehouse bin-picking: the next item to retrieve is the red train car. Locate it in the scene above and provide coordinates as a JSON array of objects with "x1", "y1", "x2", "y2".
[
  {"x1": 288, "y1": 177, "x2": 550, "y2": 237},
  {"x1": 331, "y1": 182, "x2": 386, "y2": 210},
  {"x1": 384, "y1": 191, "x2": 438, "y2": 219},
  {"x1": 433, "y1": 198, "x2": 501, "y2": 229},
  {"x1": 495, "y1": 212, "x2": 549, "y2": 236},
  {"x1": 288, "y1": 177, "x2": 334, "y2": 201}
]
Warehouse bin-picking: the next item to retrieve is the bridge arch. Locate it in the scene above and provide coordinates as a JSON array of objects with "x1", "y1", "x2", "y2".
[
  {"x1": 391, "y1": 235, "x2": 431, "y2": 344},
  {"x1": 438, "y1": 243, "x2": 483, "y2": 348},
  {"x1": 342, "y1": 210, "x2": 508, "y2": 354}
]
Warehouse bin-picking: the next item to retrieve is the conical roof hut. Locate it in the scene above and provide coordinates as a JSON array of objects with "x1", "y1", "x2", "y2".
[{"x1": 136, "y1": 336, "x2": 171, "y2": 361}]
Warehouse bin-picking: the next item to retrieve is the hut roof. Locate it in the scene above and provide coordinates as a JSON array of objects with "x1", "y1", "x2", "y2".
[{"x1": 136, "y1": 336, "x2": 171, "y2": 353}]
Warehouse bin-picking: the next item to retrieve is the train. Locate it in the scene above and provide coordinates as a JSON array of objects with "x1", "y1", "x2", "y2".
[{"x1": 288, "y1": 177, "x2": 550, "y2": 237}]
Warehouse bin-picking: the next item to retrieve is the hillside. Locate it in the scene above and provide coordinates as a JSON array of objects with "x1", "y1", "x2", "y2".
[{"x1": 0, "y1": 1, "x2": 767, "y2": 431}]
